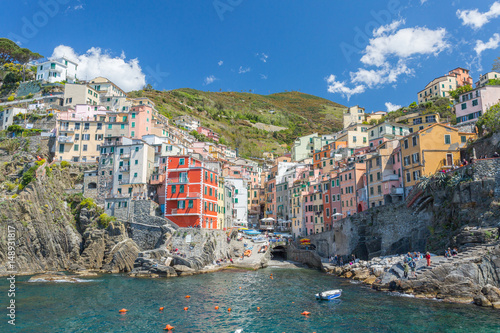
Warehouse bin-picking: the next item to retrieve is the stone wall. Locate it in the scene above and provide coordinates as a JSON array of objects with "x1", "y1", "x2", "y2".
[{"x1": 286, "y1": 244, "x2": 323, "y2": 268}]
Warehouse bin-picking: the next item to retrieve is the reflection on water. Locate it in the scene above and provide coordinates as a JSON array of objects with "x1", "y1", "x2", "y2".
[{"x1": 3, "y1": 267, "x2": 500, "y2": 333}]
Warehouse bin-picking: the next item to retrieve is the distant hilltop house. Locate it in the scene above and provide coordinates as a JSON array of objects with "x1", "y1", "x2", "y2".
[
  {"x1": 35, "y1": 56, "x2": 78, "y2": 84},
  {"x1": 173, "y1": 115, "x2": 200, "y2": 132},
  {"x1": 475, "y1": 71, "x2": 500, "y2": 88},
  {"x1": 197, "y1": 126, "x2": 220, "y2": 142},
  {"x1": 417, "y1": 67, "x2": 473, "y2": 105}
]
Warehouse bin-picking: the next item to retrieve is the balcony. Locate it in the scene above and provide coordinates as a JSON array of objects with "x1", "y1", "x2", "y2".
[
  {"x1": 119, "y1": 166, "x2": 129, "y2": 172},
  {"x1": 59, "y1": 127, "x2": 74, "y2": 132},
  {"x1": 168, "y1": 177, "x2": 189, "y2": 184},
  {"x1": 119, "y1": 153, "x2": 130, "y2": 159},
  {"x1": 391, "y1": 187, "x2": 404, "y2": 195},
  {"x1": 57, "y1": 136, "x2": 73, "y2": 143},
  {"x1": 186, "y1": 192, "x2": 201, "y2": 199},
  {"x1": 119, "y1": 179, "x2": 130, "y2": 185},
  {"x1": 383, "y1": 174, "x2": 399, "y2": 182}
]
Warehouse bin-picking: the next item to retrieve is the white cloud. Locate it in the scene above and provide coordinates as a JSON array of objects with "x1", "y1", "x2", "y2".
[
  {"x1": 260, "y1": 74, "x2": 268, "y2": 80},
  {"x1": 326, "y1": 75, "x2": 365, "y2": 100},
  {"x1": 457, "y1": 2, "x2": 500, "y2": 30},
  {"x1": 420, "y1": 0, "x2": 427, "y2": 4},
  {"x1": 218, "y1": 60, "x2": 223, "y2": 66},
  {"x1": 204, "y1": 75, "x2": 217, "y2": 85},
  {"x1": 257, "y1": 53, "x2": 268, "y2": 63},
  {"x1": 51, "y1": 45, "x2": 146, "y2": 91},
  {"x1": 385, "y1": 102, "x2": 402, "y2": 112},
  {"x1": 361, "y1": 26, "x2": 449, "y2": 67},
  {"x1": 74, "y1": 4, "x2": 83, "y2": 10},
  {"x1": 373, "y1": 19, "x2": 405, "y2": 37},
  {"x1": 474, "y1": 33, "x2": 500, "y2": 56},
  {"x1": 350, "y1": 60, "x2": 413, "y2": 88},
  {"x1": 326, "y1": 21, "x2": 448, "y2": 99},
  {"x1": 238, "y1": 66, "x2": 251, "y2": 74}
]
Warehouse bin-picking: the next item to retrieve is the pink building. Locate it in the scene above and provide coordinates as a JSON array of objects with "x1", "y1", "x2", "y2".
[
  {"x1": 129, "y1": 104, "x2": 153, "y2": 139},
  {"x1": 197, "y1": 126, "x2": 220, "y2": 142},
  {"x1": 455, "y1": 85, "x2": 500, "y2": 126},
  {"x1": 58, "y1": 104, "x2": 107, "y2": 121}
]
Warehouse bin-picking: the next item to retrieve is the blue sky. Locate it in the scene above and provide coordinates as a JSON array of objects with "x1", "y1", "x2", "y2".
[{"x1": 3, "y1": 0, "x2": 500, "y2": 112}]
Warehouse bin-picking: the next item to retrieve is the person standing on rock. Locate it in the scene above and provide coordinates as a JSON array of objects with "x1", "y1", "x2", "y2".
[
  {"x1": 409, "y1": 259, "x2": 416, "y2": 279},
  {"x1": 403, "y1": 261, "x2": 409, "y2": 279},
  {"x1": 425, "y1": 252, "x2": 431, "y2": 267}
]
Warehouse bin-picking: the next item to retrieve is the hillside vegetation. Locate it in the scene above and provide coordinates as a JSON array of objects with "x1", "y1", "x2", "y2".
[{"x1": 129, "y1": 88, "x2": 346, "y2": 158}]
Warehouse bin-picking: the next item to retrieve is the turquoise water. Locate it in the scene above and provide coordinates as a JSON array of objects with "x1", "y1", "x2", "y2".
[{"x1": 2, "y1": 266, "x2": 500, "y2": 332}]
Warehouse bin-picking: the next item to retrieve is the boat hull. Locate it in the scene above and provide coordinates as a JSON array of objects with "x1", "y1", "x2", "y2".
[{"x1": 315, "y1": 289, "x2": 342, "y2": 300}]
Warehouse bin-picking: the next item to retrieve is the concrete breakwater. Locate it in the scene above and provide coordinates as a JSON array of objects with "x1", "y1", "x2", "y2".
[{"x1": 322, "y1": 241, "x2": 500, "y2": 310}]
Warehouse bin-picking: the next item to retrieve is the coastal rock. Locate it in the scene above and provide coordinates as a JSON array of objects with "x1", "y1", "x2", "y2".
[
  {"x1": 28, "y1": 273, "x2": 79, "y2": 283},
  {"x1": 363, "y1": 276, "x2": 377, "y2": 285},
  {"x1": 474, "y1": 294, "x2": 492, "y2": 307},
  {"x1": 173, "y1": 264, "x2": 196, "y2": 273}
]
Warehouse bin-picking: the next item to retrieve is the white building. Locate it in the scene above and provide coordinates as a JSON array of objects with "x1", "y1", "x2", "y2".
[
  {"x1": 225, "y1": 177, "x2": 248, "y2": 226},
  {"x1": 455, "y1": 85, "x2": 500, "y2": 126},
  {"x1": 0, "y1": 107, "x2": 27, "y2": 130},
  {"x1": 63, "y1": 84, "x2": 100, "y2": 106},
  {"x1": 173, "y1": 115, "x2": 200, "y2": 132},
  {"x1": 36, "y1": 57, "x2": 78, "y2": 83},
  {"x1": 476, "y1": 72, "x2": 500, "y2": 88}
]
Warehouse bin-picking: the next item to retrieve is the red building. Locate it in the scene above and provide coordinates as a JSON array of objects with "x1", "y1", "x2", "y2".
[{"x1": 164, "y1": 155, "x2": 220, "y2": 228}]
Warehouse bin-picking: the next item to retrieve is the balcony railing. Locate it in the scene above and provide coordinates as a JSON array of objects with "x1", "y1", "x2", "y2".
[
  {"x1": 57, "y1": 136, "x2": 73, "y2": 143},
  {"x1": 186, "y1": 192, "x2": 201, "y2": 198},
  {"x1": 167, "y1": 177, "x2": 189, "y2": 184},
  {"x1": 59, "y1": 127, "x2": 74, "y2": 132},
  {"x1": 119, "y1": 179, "x2": 130, "y2": 185},
  {"x1": 120, "y1": 153, "x2": 130, "y2": 159},
  {"x1": 391, "y1": 187, "x2": 404, "y2": 195},
  {"x1": 383, "y1": 174, "x2": 399, "y2": 182},
  {"x1": 119, "y1": 166, "x2": 129, "y2": 172}
]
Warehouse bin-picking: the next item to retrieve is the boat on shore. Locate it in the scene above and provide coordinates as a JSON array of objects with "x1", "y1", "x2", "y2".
[{"x1": 315, "y1": 289, "x2": 342, "y2": 300}]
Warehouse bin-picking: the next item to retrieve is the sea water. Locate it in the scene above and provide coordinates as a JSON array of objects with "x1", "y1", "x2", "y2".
[{"x1": 2, "y1": 267, "x2": 500, "y2": 332}]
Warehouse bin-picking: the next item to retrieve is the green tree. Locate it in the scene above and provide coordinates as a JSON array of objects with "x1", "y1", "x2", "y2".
[
  {"x1": 0, "y1": 38, "x2": 19, "y2": 65},
  {"x1": 14, "y1": 48, "x2": 42, "y2": 82},
  {"x1": 476, "y1": 103, "x2": 500, "y2": 136},
  {"x1": 449, "y1": 85, "x2": 473, "y2": 101}
]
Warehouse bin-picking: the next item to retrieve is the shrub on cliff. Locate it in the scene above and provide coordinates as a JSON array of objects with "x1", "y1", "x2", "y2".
[{"x1": 98, "y1": 213, "x2": 116, "y2": 229}]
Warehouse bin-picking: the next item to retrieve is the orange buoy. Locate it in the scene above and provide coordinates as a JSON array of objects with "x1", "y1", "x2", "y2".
[
  {"x1": 215, "y1": 306, "x2": 219, "y2": 310},
  {"x1": 185, "y1": 295, "x2": 191, "y2": 298},
  {"x1": 257, "y1": 307, "x2": 260, "y2": 311},
  {"x1": 118, "y1": 309, "x2": 128, "y2": 313},
  {"x1": 227, "y1": 308, "x2": 232, "y2": 312},
  {"x1": 159, "y1": 307, "x2": 164, "y2": 311},
  {"x1": 164, "y1": 324, "x2": 175, "y2": 331},
  {"x1": 271, "y1": 276, "x2": 274, "y2": 280},
  {"x1": 292, "y1": 302, "x2": 295, "y2": 303},
  {"x1": 301, "y1": 311, "x2": 311, "y2": 316},
  {"x1": 239, "y1": 286, "x2": 242, "y2": 289},
  {"x1": 184, "y1": 307, "x2": 188, "y2": 311}
]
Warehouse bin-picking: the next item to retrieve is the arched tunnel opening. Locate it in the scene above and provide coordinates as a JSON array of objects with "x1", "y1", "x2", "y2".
[{"x1": 271, "y1": 246, "x2": 287, "y2": 260}]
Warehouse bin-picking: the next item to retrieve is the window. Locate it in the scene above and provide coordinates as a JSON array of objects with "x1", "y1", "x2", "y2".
[
  {"x1": 353, "y1": 136, "x2": 357, "y2": 143},
  {"x1": 59, "y1": 144, "x2": 65, "y2": 153},
  {"x1": 413, "y1": 170, "x2": 420, "y2": 181},
  {"x1": 131, "y1": 113, "x2": 136, "y2": 119},
  {"x1": 461, "y1": 103, "x2": 467, "y2": 110},
  {"x1": 404, "y1": 156, "x2": 410, "y2": 166},
  {"x1": 461, "y1": 136, "x2": 466, "y2": 143},
  {"x1": 377, "y1": 185, "x2": 381, "y2": 194},
  {"x1": 133, "y1": 172, "x2": 138, "y2": 178},
  {"x1": 131, "y1": 122, "x2": 135, "y2": 128},
  {"x1": 472, "y1": 99, "x2": 478, "y2": 106},
  {"x1": 179, "y1": 158, "x2": 185, "y2": 165},
  {"x1": 404, "y1": 139, "x2": 408, "y2": 149},
  {"x1": 376, "y1": 172, "x2": 381, "y2": 180},
  {"x1": 180, "y1": 185, "x2": 185, "y2": 193},
  {"x1": 369, "y1": 174, "x2": 373, "y2": 182},
  {"x1": 370, "y1": 187, "x2": 374, "y2": 195},
  {"x1": 177, "y1": 200, "x2": 185, "y2": 209},
  {"x1": 84, "y1": 123, "x2": 89, "y2": 130},
  {"x1": 73, "y1": 144, "x2": 79, "y2": 151},
  {"x1": 82, "y1": 144, "x2": 88, "y2": 152},
  {"x1": 75, "y1": 123, "x2": 80, "y2": 130},
  {"x1": 412, "y1": 153, "x2": 420, "y2": 163},
  {"x1": 444, "y1": 135, "x2": 451, "y2": 144},
  {"x1": 406, "y1": 172, "x2": 411, "y2": 183},
  {"x1": 235, "y1": 198, "x2": 238, "y2": 204},
  {"x1": 188, "y1": 200, "x2": 194, "y2": 209},
  {"x1": 412, "y1": 136, "x2": 417, "y2": 146}
]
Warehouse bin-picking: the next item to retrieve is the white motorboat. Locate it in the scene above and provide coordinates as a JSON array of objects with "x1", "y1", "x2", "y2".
[{"x1": 315, "y1": 289, "x2": 342, "y2": 300}]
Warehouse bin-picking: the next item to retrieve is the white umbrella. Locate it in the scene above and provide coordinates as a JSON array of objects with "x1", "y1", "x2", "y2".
[{"x1": 332, "y1": 213, "x2": 343, "y2": 217}]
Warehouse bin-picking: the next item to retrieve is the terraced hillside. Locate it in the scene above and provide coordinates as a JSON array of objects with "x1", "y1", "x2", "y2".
[{"x1": 129, "y1": 88, "x2": 346, "y2": 158}]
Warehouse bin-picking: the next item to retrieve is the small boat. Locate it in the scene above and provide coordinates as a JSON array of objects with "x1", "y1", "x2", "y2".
[
  {"x1": 252, "y1": 236, "x2": 267, "y2": 243},
  {"x1": 315, "y1": 289, "x2": 342, "y2": 300}
]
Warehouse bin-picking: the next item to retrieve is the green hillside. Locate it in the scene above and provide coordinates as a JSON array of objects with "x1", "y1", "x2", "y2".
[{"x1": 129, "y1": 88, "x2": 346, "y2": 158}]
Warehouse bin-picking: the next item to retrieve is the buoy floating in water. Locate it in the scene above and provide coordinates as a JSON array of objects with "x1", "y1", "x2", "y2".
[
  {"x1": 118, "y1": 309, "x2": 128, "y2": 313},
  {"x1": 164, "y1": 324, "x2": 175, "y2": 331},
  {"x1": 301, "y1": 311, "x2": 311, "y2": 316},
  {"x1": 257, "y1": 307, "x2": 260, "y2": 311},
  {"x1": 159, "y1": 307, "x2": 164, "y2": 311},
  {"x1": 184, "y1": 307, "x2": 188, "y2": 311},
  {"x1": 239, "y1": 287, "x2": 242, "y2": 289},
  {"x1": 215, "y1": 306, "x2": 219, "y2": 310},
  {"x1": 227, "y1": 308, "x2": 232, "y2": 312},
  {"x1": 185, "y1": 295, "x2": 191, "y2": 298}
]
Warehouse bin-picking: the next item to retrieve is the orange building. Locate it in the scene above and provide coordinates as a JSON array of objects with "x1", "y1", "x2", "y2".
[{"x1": 164, "y1": 155, "x2": 220, "y2": 228}]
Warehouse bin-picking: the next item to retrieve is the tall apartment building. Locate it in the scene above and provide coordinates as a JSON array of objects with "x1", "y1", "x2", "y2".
[
  {"x1": 455, "y1": 85, "x2": 500, "y2": 126},
  {"x1": 417, "y1": 68, "x2": 473, "y2": 104},
  {"x1": 35, "y1": 57, "x2": 78, "y2": 83},
  {"x1": 164, "y1": 155, "x2": 221, "y2": 229}
]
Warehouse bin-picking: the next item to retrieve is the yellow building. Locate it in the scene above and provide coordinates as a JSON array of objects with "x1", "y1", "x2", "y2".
[
  {"x1": 395, "y1": 112, "x2": 441, "y2": 134},
  {"x1": 400, "y1": 124, "x2": 476, "y2": 189}
]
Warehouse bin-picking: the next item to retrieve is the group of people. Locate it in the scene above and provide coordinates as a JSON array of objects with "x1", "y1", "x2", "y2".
[
  {"x1": 444, "y1": 247, "x2": 458, "y2": 258},
  {"x1": 329, "y1": 254, "x2": 358, "y2": 267},
  {"x1": 402, "y1": 251, "x2": 432, "y2": 279}
]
